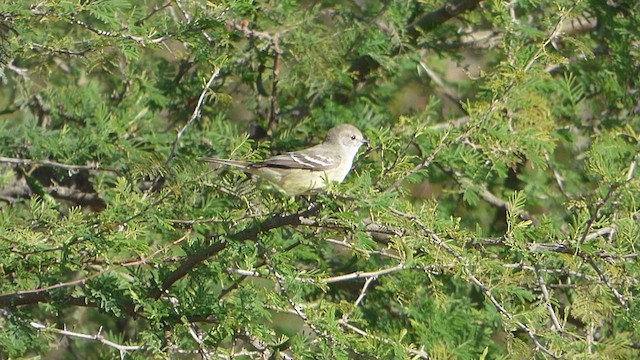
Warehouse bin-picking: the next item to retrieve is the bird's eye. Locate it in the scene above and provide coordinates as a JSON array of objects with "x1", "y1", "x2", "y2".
[{"x1": 350, "y1": 135, "x2": 356, "y2": 140}]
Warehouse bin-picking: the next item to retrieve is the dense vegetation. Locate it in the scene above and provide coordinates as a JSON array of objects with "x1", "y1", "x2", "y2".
[{"x1": 1, "y1": 0, "x2": 639, "y2": 358}]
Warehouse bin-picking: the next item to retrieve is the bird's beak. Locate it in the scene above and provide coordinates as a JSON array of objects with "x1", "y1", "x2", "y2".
[{"x1": 362, "y1": 138, "x2": 371, "y2": 150}]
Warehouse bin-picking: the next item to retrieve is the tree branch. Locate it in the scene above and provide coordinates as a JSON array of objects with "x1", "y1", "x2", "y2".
[
  {"x1": 149, "y1": 205, "x2": 321, "y2": 299},
  {"x1": 406, "y1": 0, "x2": 483, "y2": 41}
]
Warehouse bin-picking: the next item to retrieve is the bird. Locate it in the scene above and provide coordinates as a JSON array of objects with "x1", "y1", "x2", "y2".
[{"x1": 199, "y1": 124, "x2": 368, "y2": 195}]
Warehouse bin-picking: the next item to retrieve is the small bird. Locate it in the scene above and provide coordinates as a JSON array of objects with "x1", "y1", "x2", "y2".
[{"x1": 200, "y1": 124, "x2": 368, "y2": 195}]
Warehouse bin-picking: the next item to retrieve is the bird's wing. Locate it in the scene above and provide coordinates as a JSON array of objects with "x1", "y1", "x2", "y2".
[{"x1": 253, "y1": 146, "x2": 341, "y2": 171}]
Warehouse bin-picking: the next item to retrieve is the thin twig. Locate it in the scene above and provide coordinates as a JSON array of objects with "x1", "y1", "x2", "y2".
[
  {"x1": 167, "y1": 295, "x2": 211, "y2": 360},
  {"x1": 7, "y1": 60, "x2": 29, "y2": 80},
  {"x1": 324, "y1": 264, "x2": 404, "y2": 284},
  {"x1": 385, "y1": 130, "x2": 451, "y2": 192},
  {"x1": 167, "y1": 67, "x2": 221, "y2": 165},
  {"x1": 227, "y1": 20, "x2": 282, "y2": 131},
  {"x1": 576, "y1": 185, "x2": 616, "y2": 250},
  {"x1": 323, "y1": 237, "x2": 402, "y2": 260},
  {"x1": 502, "y1": 263, "x2": 598, "y2": 281},
  {"x1": 30, "y1": 321, "x2": 142, "y2": 355},
  {"x1": 339, "y1": 320, "x2": 430, "y2": 359},
  {"x1": 377, "y1": 130, "x2": 420, "y2": 184},
  {"x1": 173, "y1": 0, "x2": 214, "y2": 43},
  {"x1": 428, "y1": 116, "x2": 470, "y2": 130},
  {"x1": 545, "y1": 151, "x2": 568, "y2": 198},
  {"x1": 446, "y1": 174, "x2": 535, "y2": 221},
  {"x1": 533, "y1": 263, "x2": 563, "y2": 332},
  {"x1": 237, "y1": 330, "x2": 294, "y2": 360},
  {"x1": 523, "y1": 6, "x2": 570, "y2": 73},
  {"x1": 626, "y1": 153, "x2": 639, "y2": 181},
  {"x1": 271, "y1": 268, "x2": 333, "y2": 344},
  {"x1": 120, "y1": 231, "x2": 191, "y2": 266},
  {"x1": 66, "y1": 13, "x2": 165, "y2": 44},
  {"x1": 586, "y1": 322, "x2": 594, "y2": 354},
  {"x1": 0, "y1": 156, "x2": 117, "y2": 173},
  {"x1": 136, "y1": 0, "x2": 172, "y2": 25},
  {"x1": 30, "y1": 43, "x2": 96, "y2": 56},
  {"x1": 583, "y1": 255, "x2": 629, "y2": 312},
  {"x1": 353, "y1": 277, "x2": 375, "y2": 308},
  {"x1": 169, "y1": 212, "x2": 268, "y2": 225},
  {"x1": 268, "y1": 47, "x2": 281, "y2": 131},
  {"x1": 418, "y1": 61, "x2": 465, "y2": 113}
]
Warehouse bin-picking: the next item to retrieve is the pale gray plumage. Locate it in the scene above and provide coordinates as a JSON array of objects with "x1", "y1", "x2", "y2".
[{"x1": 200, "y1": 124, "x2": 368, "y2": 195}]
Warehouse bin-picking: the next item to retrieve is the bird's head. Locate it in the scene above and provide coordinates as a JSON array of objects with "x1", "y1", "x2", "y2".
[{"x1": 325, "y1": 124, "x2": 369, "y2": 154}]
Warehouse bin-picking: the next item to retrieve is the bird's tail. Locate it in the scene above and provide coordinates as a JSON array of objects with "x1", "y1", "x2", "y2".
[{"x1": 199, "y1": 157, "x2": 252, "y2": 169}]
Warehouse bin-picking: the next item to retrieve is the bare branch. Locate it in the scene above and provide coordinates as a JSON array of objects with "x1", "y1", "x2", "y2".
[
  {"x1": 429, "y1": 116, "x2": 471, "y2": 130},
  {"x1": 227, "y1": 20, "x2": 283, "y2": 131},
  {"x1": 268, "y1": 47, "x2": 281, "y2": 131},
  {"x1": 0, "y1": 156, "x2": 117, "y2": 173},
  {"x1": 120, "y1": 231, "x2": 191, "y2": 267},
  {"x1": 545, "y1": 152, "x2": 568, "y2": 198},
  {"x1": 30, "y1": 42, "x2": 92, "y2": 56},
  {"x1": 353, "y1": 277, "x2": 375, "y2": 308},
  {"x1": 7, "y1": 60, "x2": 29, "y2": 80},
  {"x1": 441, "y1": 173, "x2": 536, "y2": 222},
  {"x1": 30, "y1": 320, "x2": 142, "y2": 356},
  {"x1": 324, "y1": 264, "x2": 404, "y2": 284},
  {"x1": 45, "y1": 185, "x2": 106, "y2": 209},
  {"x1": 66, "y1": 13, "x2": 165, "y2": 44}
]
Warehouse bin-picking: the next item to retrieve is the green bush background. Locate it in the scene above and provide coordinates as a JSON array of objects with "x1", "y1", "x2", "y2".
[{"x1": 1, "y1": 0, "x2": 639, "y2": 358}]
